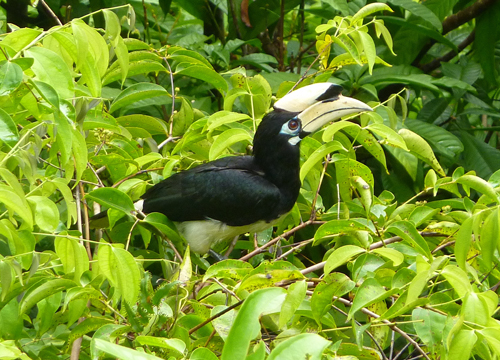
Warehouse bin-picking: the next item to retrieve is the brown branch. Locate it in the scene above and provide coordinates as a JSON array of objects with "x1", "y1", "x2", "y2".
[
  {"x1": 301, "y1": 232, "x2": 444, "y2": 275},
  {"x1": 112, "y1": 167, "x2": 163, "y2": 188},
  {"x1": 39, "y1": 0, "x2": 62, "y2": 26},
  {"x1": 413, "y1": 0, "x2": 498, "y2": 68},
  {"x1": 239, "y1": 219, "x2": 324, "y2": 261},
  {"x1": 419, "y1": 30, "x2": 475, "y2": 73}
]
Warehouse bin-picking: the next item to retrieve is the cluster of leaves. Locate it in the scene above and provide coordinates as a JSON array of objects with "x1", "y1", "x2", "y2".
[{"x1": 0, "y1": 0, "x2": 500, "y2": 360}]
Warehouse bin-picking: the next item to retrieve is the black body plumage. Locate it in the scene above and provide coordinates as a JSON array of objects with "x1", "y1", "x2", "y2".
[{"x1": 142, "y1": 111, "x2": 302, "y2": 227}]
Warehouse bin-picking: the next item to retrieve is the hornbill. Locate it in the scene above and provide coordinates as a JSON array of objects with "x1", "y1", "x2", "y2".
[{"x1": 99, "y1": 83, "x2": 372, "y2": 254}]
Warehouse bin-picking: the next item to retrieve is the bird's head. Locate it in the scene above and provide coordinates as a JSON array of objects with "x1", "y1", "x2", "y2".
[{"x1": 254, "y1": 83, "x2": 373, "y2": 154}]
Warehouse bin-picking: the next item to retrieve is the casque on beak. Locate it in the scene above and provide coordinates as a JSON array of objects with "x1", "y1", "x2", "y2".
[{"x1": 273, "y1": 83, "x2": 373, "y2": 137}]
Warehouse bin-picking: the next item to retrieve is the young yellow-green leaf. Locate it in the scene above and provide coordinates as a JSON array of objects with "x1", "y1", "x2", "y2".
[
  {"x1": 26, "y1": 196, "x2": 59, "y2": 233},
  {"x1": 448, "y1": 329, "x2": 477, "y2": 360},
  {"x1": 267, "y1": 333, "x2": 331, "y2": 360},
  {"x1": 311, "y1": 273, "x2": 355, "y2": 325},
  {"x1": 456, "y1": 175, "x2": 499, "y2": 204},
  {"x1": 117, "y1": 114, "x2": 169, "y2": 136},
  {"x1": 0, "y1": 61, "x2": 23, "y2": 96},
  {"x1": 352, "y1": 176, "x2": 372, "y2": 211},
  {"x1": 398, "y1": 128, "x2": 445, "y2": 176},
  {"x1": 480, "y1": 209, "x2": 500, "y2": 270},
  {"x1": 55, "y1": 237, "x2": 89, "y2": 282},
  {"x1": 176, "y1": 64, "x2": 228, "y2": 94},
  {"x1": 135, "y1": 336, "x2": 186, "y2": 356},
  {"x1": 412, "y1": 308, "x2": 448, "y2": 354},
  {"x1": 209, "y1": 128, "x2": 252, "y2": 161},
  {"x1": 279, "y1": 280, "x2": 307, "y2": 329},
  {"x1": 333, "y1": 34, "x2": 361, "y2": 65},
  {"x1": 190, "y1": 348, "x2": 219, "y2": 360},
  {"x1": 93, "y1": 338, "x2": 164, "y2": 360},
  {"x1": 103, "y1": 60, "x2": 165, "y2": 86},
  {"x1": 54, "y1": 111, "x2": 73, "y2": 166},
  {"x1": 441, "y1": 265, "x2": 472, "y2": 298},
  {"x1": 0, "y1": 187, "x2": 33, "y2": 229},
  {"x1": 203, "y1": 260, "x2": 253, "y2": 282},
  {"x1": 343, "y1": 126, "x2": 388, "y2": 173},
  {"x1": 71, "y1": 128, "x2": 88, "y2": 184},
  {"x1": 357, "y1": 31, "x2": 376, "y2": 74},
  {"x1": 367, "y1": 123, "x2": 408, "y2": 150},
  {"x1": 371, "y1": 247, "x2": 404, "y2": 266},
  {"x1": 455, "y1": 217, "x2": 473, "y2": 270},
  {"x1": 207, "y1": 111, "x2": 251, "y2": 132},
  {"x1": 324, "y1": 245, "x2": 366, "y2": 275},
  {"x1": 109, "y1": 83, "x2": 170, "y2": 113},
  {"x1": 141, "y1": 212, "x2": 183, "y2": 244},
  {"x1": 0, "y1": 260, "x2": 13, "y2": 301},
  {"x1": 221, "y1": 287, "x2": 286, "y2": 360},
  {"x1": 86, "y1": 187, "x2": 135, "y2": 215},
  {"x1": 0, "y1": 108, "x2": 19, "y2": 148},
  {"x1": 300, "y1": 141, "x2": 346, "y2": 182},
  {"x1": 351, "y1": 3, "x2": 393, "y2": 24},
  {"x1": 25, "y1": 47, "x2": 74, "y2": 100}
]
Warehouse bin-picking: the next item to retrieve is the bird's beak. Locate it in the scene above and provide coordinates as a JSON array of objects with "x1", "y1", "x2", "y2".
[{"x1": 298, "y1": 95, "x2": 373, "y2": 136}]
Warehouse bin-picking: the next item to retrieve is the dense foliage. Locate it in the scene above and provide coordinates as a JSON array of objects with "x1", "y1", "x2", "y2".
[{"x1": 0, "y1": 0, "x2": 500, "y2": 359}]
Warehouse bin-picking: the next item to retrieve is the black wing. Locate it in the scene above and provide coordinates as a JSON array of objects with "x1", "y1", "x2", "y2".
[{"x1": 141, "y1": 156, "x2": 282, "y2": 226}]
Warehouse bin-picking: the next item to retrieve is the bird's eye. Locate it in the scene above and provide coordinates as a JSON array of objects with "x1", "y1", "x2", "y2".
[{"x1": 288, "y1": 119, "x2": 299, "y2": 131}]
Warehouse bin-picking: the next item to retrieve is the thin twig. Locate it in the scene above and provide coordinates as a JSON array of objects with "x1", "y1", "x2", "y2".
[
  {"x1": 112, "y1": 167, "x2": 163, "y2": 188},
  {"x1": 188, "y1": 300, "x2": 243, "y2": 335},
  {"x1": 275, "y1": 238, "x2": 313, "y2": 260},
  {"x1": 39, "y1": 0, "x2": 62, "y2": 25}
]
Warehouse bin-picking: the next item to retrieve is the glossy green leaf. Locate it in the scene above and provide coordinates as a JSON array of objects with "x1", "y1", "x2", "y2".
[
  {"x1": 20, "y1": 279, "x2": 77, "y2": 314},
  {"x1": 142, "y1": 212, "x2": 183, "y2": 243},
  {"x1": 209, "y1": 128, "x2": 252, "y2": 160},
  {"x1": 300, "y1": 141, "x2": 345, "y2": 182},
  {"x1": 441, "y1": 265, "x2": 472, "y2": 298},
  {"x1": 0, "y1": 187, "x2": 33, "y2": 229},
  {"x1": 109, "y1": 83, "x2": 170, "y2": 113},
  {"x1": 351, "y1": 3, "x2": 393, "y2": 24},
  {"x1": 135, "y1": 336, "x2": 186, "y2": 355},
  {"x1": 315, "y1": 219, "x2": 376, "y2": 244},
  {"x1": 349, "y1": 278, "x2": 396, "y2": 320},
  {"x1": 26, "y1": 196, "x2": 59, "y2": 233},
  {"x1": 448, "y1": 329, "x2": 477, "y2": 360},
  {"x1": 279, "y1": 280, "x2": 307, "y2": 329},
  {"x1": 455, "y1": 217, "x2": 473, "y2": 270},
  {"x1": 371, "y1": 247, "x2": 404, "y2": 266},
  {"x1": 386, "y1": 221, "x2": 431, "y2": 259},
  {"x1": 268, "y1": 333, "x2": 330, "y2": 360},
  {"x1": 387, "y1": 0, "x2": 442, "y2": 31},
  {"x1": 203, "y1": 260, "x2": 253, "y2": 282},
  {"x1": 399, "y1": 128, "x2": 445, "y2": 176},
  {"x1": 207, "y1": 111, "x2": 251, "y2": 132},
  {"x1": 190, "y1": 348, "x2": 219, "y2": 360},
  {"x1": 456, "y1": 175, "x2": 499, "y2": 204},
  {"x1": 311, "y1": 273, "x2": 355, "y2": 325},
  {"x1": 176, "y1": 64, "x2": 228, "y2": 94},
  {"x1": 86, "y1": 187, "x2": 135, "y2": 215},
  {"x1": 480, "y1": 209, "x2": 500, "y2": 270},
  {"x1": 93, "y1": 339, "x2": 164, "y2": 360},
  {"x1": 221, "y1": 287, "x2": 286, "y2": 360},
  {"x1": 367, "y1": 123, "x2": 407, "y2": 150},
  {"x1": 0, "y1": 108, "x2": 19, "y2": 147},
  {"x1": 55, "y1": 237, "x2": 89, "y2": 281},
  {"x1": 324, "y1": 245, "x2": 366, "y2": 275},
  {"x1": 0, "y1": 61, "x2": 23, "y2": 96}
]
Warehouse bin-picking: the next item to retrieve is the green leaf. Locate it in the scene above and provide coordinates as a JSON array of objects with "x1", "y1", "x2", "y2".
[
  {"x1": 109, "y1": 83, "x2": 170, "y2": 113},
  {"x1": 455, "y1": 217, "x2": 473, "y2": 270},
  {"x1": 71, "y1": 128, "x2": 88, "y2": 184},
  {"x1": 25, "y1": 46, "x2": 74, "y2": 100},
  {"x1": 371, "y1": 247, "x2": 404, "y2": 266},
  {"x1": 300, "y1": 141, "x2": 345, "y2": 182},
  {"x1": 221, "y1": 288, "x2": 286, "y2": 360},
  {"x1": 141, "y1": 212, "x2": 183, "y2": 244},
  {"x1": 207, "y1": 111, "x2": 251, "y2": 132},
  {"x1": 267, "y1": 333, "x2": 330, "y2": 360},
  {"x1": 190, "y1": 348, "x2": 219, "y2": 360},
  {"x1": 349, "y1": 278, "x2": 396, "y2": 320},
  {"x1": 0, "y1": 61, "x2": 23, "y2": 96},
  {"x1": 311, "y1": 273, "x2": 355, "y2": 325},
  {"x1": 209, "y1": 128, "x2": 252, "y2": 161},
  {"x1": 175, "y1": 64, "x2": 228, "y2": 94},
  {"x1": 0, "y1": 187, "x2": 33, "y2": 229},
  {"x1": 351, "y1": 3, "x2": 393, "y2": 24},
  {"x1": 324, "y1": 245, "x2": 366, "y2": 275},
  {"x1": 412, "y1": 308, "x2": 448, "y2": 354},
  {"x1": 26, "y1": 196, "x2": 59, "y2": 233},
  {"x1": 20, "y1": 279, "x2": 77, "y2": 314},
  {"x1": 480, "y1": 209, "x2": 500, "y2": 270},
  {"x1": 386, "y1": 221, "x2": 432, "y2": 259},
  {"x1": 314, "y1": 219, "x2": 376, "y2": 245},
  {"x1": 53, "y1": 111, "x2": 73, "y2": 166},
  {"x1": 117, "y1": 114, "x2": 169, "y2": 136},
  {"x1": 366, "y1": 123, "x2": 408, "y2": 150},
  {"x1": 387, "y1": 0, "x2": 442, "y2": 31},
  {"x1": 103, "y1": 60, "x2": 165, "y2": 86},
  {"x1": 86, "y1": 187, "x2": 135, "y2": 215},
  {"x1": 0, "y1": 108, "x2": 19, "y2": 147},
  {"x1": 203, "y1": 260, "x2": 253, "y2": 282},
  {"x1": 460, "y1": 130, "x2": 500, "y2": 180},
  {"x1": 93, "y1": 339, "x2": 164, "y2": 360},
  {"x1": 55, "y1": 237, "x2": 89, "y2": 282},
  {"x1": 279, "y1": 280, "x2": 307, "y2": 329},
  {"x1": 135, "y1": 336, "x2": 186, "y2": 355},
  {"x1": 448, "y1": 329, "x2": 477, "y2": 360},
  {"x1": 399, "y1": 128, "x2": 445, "y2": 176},
  {"x1": 456, "y1": 175, "x2": 499, "y2": 204},
  {"x1": 441, "y1": 265, "x2": 472, "y2": 298},
  {"x1": 357, "y1": 31, "x2": 376, "y2": 74}
]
